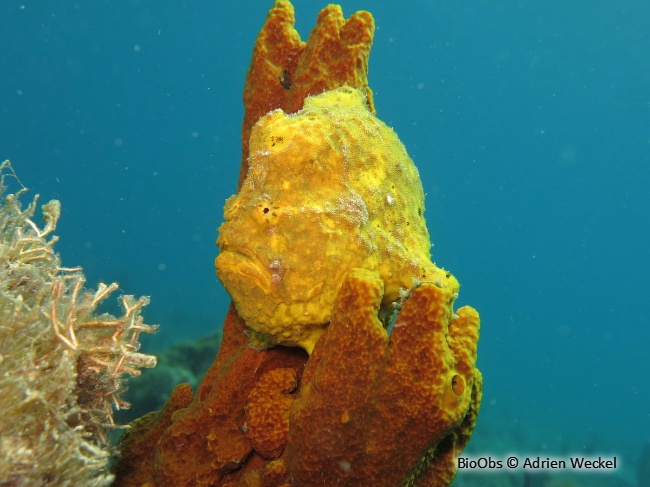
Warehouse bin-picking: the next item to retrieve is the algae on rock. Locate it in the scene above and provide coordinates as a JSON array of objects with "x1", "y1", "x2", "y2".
[{"x1": 0, "y1": 160, "x2": 158, "y2": 486}]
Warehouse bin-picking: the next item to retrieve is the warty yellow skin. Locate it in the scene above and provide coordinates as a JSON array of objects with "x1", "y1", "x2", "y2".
[{"x1": 216, "y1": 87, "x2": 457, "y2": 353}]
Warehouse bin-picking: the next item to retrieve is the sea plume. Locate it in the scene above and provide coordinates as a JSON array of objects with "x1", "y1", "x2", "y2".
[{"x1": 0, "y1": 160, "x2": 157, "y2": 486}]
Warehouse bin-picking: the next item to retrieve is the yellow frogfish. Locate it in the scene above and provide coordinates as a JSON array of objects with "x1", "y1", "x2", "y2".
[{"x1": 216, "y1": 86, "x2": 457, "y2": 353}]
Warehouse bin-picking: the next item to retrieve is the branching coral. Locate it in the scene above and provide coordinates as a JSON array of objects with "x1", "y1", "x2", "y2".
[{"x1": 0, "y1": 160, "x2": 157, "y2": 486}]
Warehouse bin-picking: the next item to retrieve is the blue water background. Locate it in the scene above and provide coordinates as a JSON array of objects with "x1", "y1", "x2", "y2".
[{"x1": 2, "y1": 0, "x2": 648, "y2": 481}]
